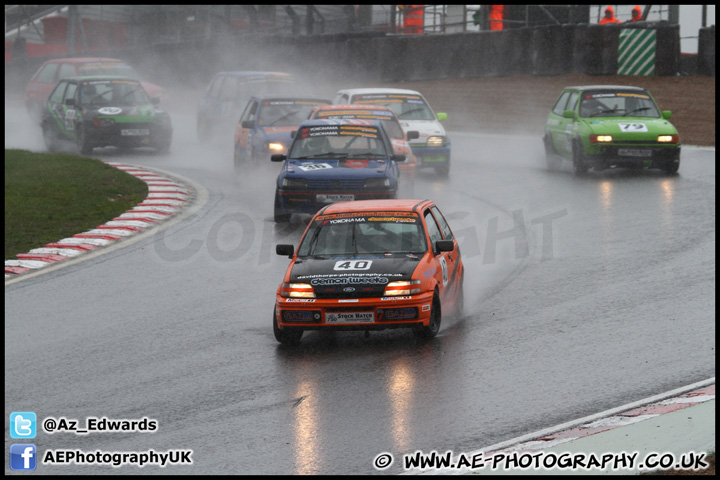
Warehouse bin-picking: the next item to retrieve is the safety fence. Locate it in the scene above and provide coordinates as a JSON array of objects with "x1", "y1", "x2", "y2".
[{"x1": 4, "y1": 22, "x2": 715, "y2": 94}]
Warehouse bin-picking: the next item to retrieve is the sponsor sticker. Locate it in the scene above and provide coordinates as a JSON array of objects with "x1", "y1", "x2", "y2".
[{"x1": 326, "y1": 312, "x2": 375, "y2": 324}]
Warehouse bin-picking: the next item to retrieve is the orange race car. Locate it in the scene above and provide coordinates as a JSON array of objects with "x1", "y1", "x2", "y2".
[
  {"x1": 273, "y1": 199, "x2": 464, "y2": 345},
  {"x1": 309, "y1": 104, "x2": 419, "y2": 184}
]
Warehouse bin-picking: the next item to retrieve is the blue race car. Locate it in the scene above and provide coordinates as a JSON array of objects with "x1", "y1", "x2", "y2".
[
  {"x1": 233, "y1": 96, "x2": 330, "y2": 169},
  {"x1": 271, "y1": 119, "x2": 405, "y2": 222}
]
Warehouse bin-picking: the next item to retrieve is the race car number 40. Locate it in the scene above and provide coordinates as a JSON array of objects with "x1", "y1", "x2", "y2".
[{"x1": 326, "y1": 312, "x2": 375, "y2": 324}]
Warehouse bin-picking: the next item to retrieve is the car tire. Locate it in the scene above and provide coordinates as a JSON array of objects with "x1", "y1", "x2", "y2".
[
  {"x1": 274, "y1": 192, "x2": 290, "y2": 223},
  {"x1": 414, "y1": 292, "x2": 441, "y2": 339},
  {"x1": 572, "y1": 140, "x2": 588, "y2": 176},
  {"x1": 42, "y1": 121, "x2": 60, "y2": 152},
  {"x1": 273, "y1": 310, "x2": 303, "y2": 346},
  {"x1": 154, "y1": 136, "x2": 171, "y2": 155},
  {"x1": 435, "y1": 164, "x2": 450, "y2": 177},
  {"x1": 76, "y1": 126, "x2": 93, "y2": 155},
  {"x1": 664, "y1": 159, "x2": 680, "y2": 174},
  {"x1": 197, "y1": 115, "x2": 211, "y2": 143},
  {"x1": 233, "y1": 145, "x2": 243, "y2": 172},
  {"x1": 544, "y1": 134, "x2": 562, "y2": 171}
]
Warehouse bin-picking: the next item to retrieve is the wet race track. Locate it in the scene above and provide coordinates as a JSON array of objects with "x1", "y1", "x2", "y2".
[{"x1": 4, "y1": 88, "x2": 715, "y2": 475}]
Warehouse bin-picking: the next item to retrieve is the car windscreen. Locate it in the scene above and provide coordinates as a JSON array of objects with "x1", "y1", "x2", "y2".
[
  {"x1": 290, "y1": 124, "x2": 387, "y2": 159},
  {"x1": 313, "y1": 109, "x2": 405, "y2": 139},
  {"x1": 258, "y1": 100, "x2": 329, "y2": 127},
  {"x1": 579, "y1": 91, "x2": 661, "y2": 118},
  {"x1": 297, "y1": 213, "x2": 427, "y2": 256},
  {"x1": 350, "y1": 93, "x2": 435, "y2": 121},
  {"x1": 80, "y1": 79, "x2": 150, "y2": 106}
]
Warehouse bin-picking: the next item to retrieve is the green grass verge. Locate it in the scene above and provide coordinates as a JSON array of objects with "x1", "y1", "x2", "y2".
[{"x1": 5, "y1": 149, "x2": 148, "y2": 259}]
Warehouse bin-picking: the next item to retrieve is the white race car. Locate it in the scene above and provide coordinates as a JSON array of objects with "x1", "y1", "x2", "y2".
[{"x1": 333, "y1": 88, "x2": 451, "y2": 176}]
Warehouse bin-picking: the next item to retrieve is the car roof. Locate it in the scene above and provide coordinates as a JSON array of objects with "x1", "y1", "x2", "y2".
[
  {"x1": 320, "y1": 199, "x2": 433, "y2": 215},
  {"x1": 214, "y1": 71, "x2": 294, "y2": 78},
  {"x1": 298, "y1": 118, "x2": 385, "y2": 128},
  {"x1": 316, "y1": 104, "x2": 393, "y2": 110},
  {"x1": 64, "y1": 75, "x2": 142, "y2": 83},
  {"x1": 250, "y1": 95, "x2": 330, "y2": 103},
  {"x1": 336, "y1": 87, "x2": 424, "y2": 96},
  {"x1": 566, "y1": 85, "x2": 648, "y2": 92},
  {"x1": 41, "y1": 57, "x2": 125, "y2": 64}
]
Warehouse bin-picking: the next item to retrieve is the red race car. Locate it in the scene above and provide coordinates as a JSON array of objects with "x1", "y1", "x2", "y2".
[{"x1": 273, "y1": 199, "x2": 464, "y2": 345}]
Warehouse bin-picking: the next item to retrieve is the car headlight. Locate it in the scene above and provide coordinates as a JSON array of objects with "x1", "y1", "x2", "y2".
[
  {"x1": 590, "y1": 134, "x2": 613, "y2": 143},
  {"x1": 268, "y1": 142, "x2": 285, "y2": 153},
  {"x1": 426, "y1": 136, "x2": 447, "y2": 147},
  {"x1": 280, "y1": 283, "x2": 315, "y2": 298},
  {"x1": 282, "y1": 177, "x2": 307, "y2": 188},
  {"x1": 365, "y1": 177, "x2": 391, "y2": 189},
  {"x1": 657, "y1": 134, "x2": 679, "y2": 143},
  {"x1": 383, "y1": 280, "x2": 421, "y2": 296}
]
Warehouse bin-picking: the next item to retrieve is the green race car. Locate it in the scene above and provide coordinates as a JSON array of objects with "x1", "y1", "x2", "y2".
[
  {"x1": 41, "y1": 75, "x2": 172, "y2": 155},
  {"x1": 543, "y1": 85, "x2": 680, "y2": 175}
]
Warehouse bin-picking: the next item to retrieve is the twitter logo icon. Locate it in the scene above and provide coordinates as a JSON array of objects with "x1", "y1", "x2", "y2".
[{"x1": 10, "y1": 412, "x2": 37, "y2": 439}]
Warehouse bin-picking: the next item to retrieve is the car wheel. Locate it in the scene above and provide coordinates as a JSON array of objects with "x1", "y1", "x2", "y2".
[
  {"x1": 42, "y1": 121, "x2": 60, "y2": 152},
  {"x1": 28, "y1": 101, "x2": 42, "y2": 124},
  {"x1": 154, "y1": 136, "x2": 171, "y2": 154},
  {"x1": 273, "y1": 310, "x2": 303, "y2": 345},
  {"x1": 414, "y1": 292, "x2": 441, "y2": 339},
  {"x1": 664, "y1": 159, "x2": 680, "y2": 174},
  {"x1": 544, "y1": 134, "x2": 562, "y2": 171},
  {"x1": 197, "y1": 115, "x2": 211, "y2": 143},
  {"x1": 76, "y1": 126, "x2": 93, "y2": 155},
  {"x1": 274, "y1": 192, "x2": 290, "y2": 223},
  {"x1": 572, "y1": 140, "x2": 588, "y2": 176},
  {"x1": 233, "y1": 145, "x2": 243, "y2": 172},
  {"x1": 435, "y1": 164, "x2": 450, "y2": 177}
]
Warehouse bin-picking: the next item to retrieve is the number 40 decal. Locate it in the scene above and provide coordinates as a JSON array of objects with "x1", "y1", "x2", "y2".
[{"x1": 334, "y1": 260, "x2": 372, "y2": 271}]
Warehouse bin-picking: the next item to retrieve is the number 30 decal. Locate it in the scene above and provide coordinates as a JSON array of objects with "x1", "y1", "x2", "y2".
[{"x1": 334, "y1": 260, "x2": 372, "y2": 271}]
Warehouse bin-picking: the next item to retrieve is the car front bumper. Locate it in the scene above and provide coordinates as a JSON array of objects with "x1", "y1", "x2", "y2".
[
  {"x1": 584, "y1": 144, "x2": 681, "y2": 169},
  {"x1": 274, "y1": 291, "x2": 435, "y2": 332}
]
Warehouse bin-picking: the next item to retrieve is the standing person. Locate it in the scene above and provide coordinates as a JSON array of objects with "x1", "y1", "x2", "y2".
[
  {"x1": 488, "y1": 5, "x2": 504, "y2": 31},
  {"x1": 599, "y1": 6, "x2": 621, "y2": 24},
  {"x1": 629, "y1": 5, "x2": 643, "y2": 22}
]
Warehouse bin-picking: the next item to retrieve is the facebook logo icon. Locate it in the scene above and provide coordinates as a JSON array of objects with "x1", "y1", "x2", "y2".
[
  {"x1": 10, "y1": 411, "x2": 37, "y2": 438},
  {"x1": 10, "y1": 444, "x2": 37, "y2": 470}
]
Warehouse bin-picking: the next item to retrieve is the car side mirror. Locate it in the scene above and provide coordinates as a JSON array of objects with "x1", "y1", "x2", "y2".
[
  {"x1": 436, "y1": 112, "x2": 447, "y2": 122},
  {"x1": 662, "y1": 110, "x2": 672, "y2": 119},
  {"x1": 290, "y1": 130, "x2": 297, "y2": 138},
  {"x1": 406, "y1": 130, "x2": 419, "y2": 141},
  {"x1": 241, "y1": 120, "x2": 254, "y2": 129},
  {"x1": 151, "y1": 96, "x2": 161, "y2": 106},
  {"x1": 64, "y1": 98, "x2": 75, "y2": 107},
  {"x1": 435, "y1": 240, "x2": 454, "y2": 252},
  {"x1": 563, "y1": 110, "x2": 576, "y2": 119},
  {"x1": 391, "y1": 154, "x2": 406, "y2": 163},
  {"x1": 276, "y1": 244, "x2": 294, "y2": 258},
  {"x1": 271, "y1": 154, "x2": 287, "y2": 162}
]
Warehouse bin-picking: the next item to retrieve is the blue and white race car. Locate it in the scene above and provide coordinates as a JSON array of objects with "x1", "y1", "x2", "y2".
[
  {"x1": 333, "y1": 88, "x2": 451, "y2": 176},
  {"x1": 271, "y1": 119, "x2": 404, "y2": 222}
]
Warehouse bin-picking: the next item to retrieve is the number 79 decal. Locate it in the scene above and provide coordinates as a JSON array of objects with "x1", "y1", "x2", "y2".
[{"x1": 619, "y1": 123, "x2": 648, "y2": 132}]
